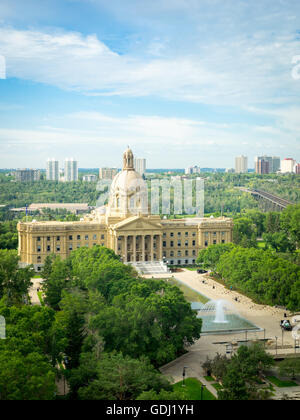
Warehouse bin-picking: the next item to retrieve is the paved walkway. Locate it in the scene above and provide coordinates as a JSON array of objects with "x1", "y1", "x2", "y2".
[
  {"x1": 29, "y1": 278, "x2": 44, "y2": 305},
  {"x1": 154, "y1": 269, "x2": 300, "y2": 399}
]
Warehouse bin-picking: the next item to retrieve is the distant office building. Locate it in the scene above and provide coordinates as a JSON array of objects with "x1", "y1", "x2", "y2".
[
  {"x1": 185, "y1": 166, "x2": 201, "y2": 175},
  {"x1": 255, "y1": 159, "x2": 270, "y2": 174},
  {"x1": 99, "y1": 168, "x2": 118, "y2": 180},
  {"x1": 64, "y1": 158, "x2": 78, "y2": 182},
  {"x1": 271, "y1": 157, "x2": 281, "y2": 173},
  {"x1": 14, "y1": 169, "x2": 41, "y2": 182},
  {"x1": 226, "y1": 168, "x2": 235, "y2": 173},
  {"x1": 295, "y1": 164, "x2": 300, "y2": 174},
  {"x1": 281, "y1": 158, "x2": 296, "y2": 174},
  {"x1": 82, "y1": 174, "x2": 97, "y2": 182},
  {"x1": 235, "y1": 156, "x2": 248, "y2": 173},
  {"x1": 46, "y1": 159, "x2": 59, "y2": 181},
  {"x1": 255, "y1": 156, "x2": 280, "y2": 173},
  {"x1": 134, "y1": 158, "x2": 146, "y2": 176}
]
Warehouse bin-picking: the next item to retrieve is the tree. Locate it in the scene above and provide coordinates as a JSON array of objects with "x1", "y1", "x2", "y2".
[
  {"x1": 279, "y1": 359, "x2": 300, "y2": 380},
  {"x1": 0, "y1": 350, "x2": 56, "y2": 400},
  {"x1": 74, "y1": 352, "x2": 172, "y2": 400},
  {"x1": 0, "y1": 249, "x2": 33, "y2": 305}
]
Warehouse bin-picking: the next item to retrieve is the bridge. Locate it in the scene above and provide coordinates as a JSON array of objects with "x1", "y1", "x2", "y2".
[{"x1": 238, "y1": 188, "x2": 294, "y2": 211}]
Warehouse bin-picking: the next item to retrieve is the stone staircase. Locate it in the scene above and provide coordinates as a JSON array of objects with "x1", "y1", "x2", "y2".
[{"x1": 129, "y1": 261, "x2": 170, "y2": 275}]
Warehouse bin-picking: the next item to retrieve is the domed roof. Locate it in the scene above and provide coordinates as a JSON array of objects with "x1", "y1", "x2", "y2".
[{"x1": 107, "y1": 148, "x2": 148, "y2": 217}]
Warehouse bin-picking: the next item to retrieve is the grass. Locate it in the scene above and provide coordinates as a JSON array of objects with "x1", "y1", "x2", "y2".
[
  {"x1": 173, "y1": 378, "x2": 216, "y2": 400},
  {"x1": 267, "y1": 376, "x2": 298, "y2": 388},
  {"x1": 163, "y1": 277, "x2": 209, "y2": 304},
  {"x1": 204, "y1": 376, "x2": 215, "y2": 382},
  {"x1": 37, "y1": 291, "x2": 45, "y2": 306}
]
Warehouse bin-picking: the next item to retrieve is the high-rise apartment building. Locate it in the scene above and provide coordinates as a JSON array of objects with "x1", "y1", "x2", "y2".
[
  {"x1": 46, "y1": 159, "x2": 59, "y2": 181},
  {"x1": 295, "y1": 164, "x2": 300, "y2": 174},
  {"x1": 64, "y1": 158, "x2": 78, "y2": 182},
  {"x1": 185, "y1": 166, "x2": 201, "y2": 175},
  {"x1": 14, "y1": 169, "x2": 41, "y2": 182},
  {"x1": 83, "y1": 174, "x2": 97, "y2": 182},
  {"x1": 255, "y1": 159, "x2": 270, "y2": 174},
  {"x1": 99, "y1": 168, "x2": 118, "y2": 180},
  {"x1": 235, "y1": 156, "x2": 248, "y2": 173},
  {"x1": 255, "y1": 156, "x2": 280, "y2": 173},
  {"x1": 134, "y1": 158, "x2": 146, "y2": 176},
  {"x1": 281, "y1": 158, "x2": 296, "y2": 174}
]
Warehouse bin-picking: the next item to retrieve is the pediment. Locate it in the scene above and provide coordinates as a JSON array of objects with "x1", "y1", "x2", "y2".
[{"x1": 113, "y1": 216, "x2": 162, "y2": 231}]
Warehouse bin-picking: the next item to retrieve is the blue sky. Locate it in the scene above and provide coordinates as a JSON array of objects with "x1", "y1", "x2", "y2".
[{"x1": 0, "y1": 0, "x2": 300, "y2": 168}]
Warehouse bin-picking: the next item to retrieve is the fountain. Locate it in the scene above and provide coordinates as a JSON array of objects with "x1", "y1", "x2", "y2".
[{"x1": 194, "y1": 299, "x2": 260, "y2": 334}]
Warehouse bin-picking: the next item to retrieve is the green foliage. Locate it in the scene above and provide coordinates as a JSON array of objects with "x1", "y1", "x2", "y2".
[
  {"x1": 197, "y1": 243, "x2": 236, "y2": 270},
  {"x1": 0, "y1": 249, "x2": 33, "y2": 305},
  {"x1": 216, "y1": 246, "x2": 300, "y2": 310},
  {"x1": 0, "y1": 221, "x2": 18, "y2": 249},
  {"x1": 278, "y1": 359, "x2": 300, "y2": 379},
  {"x1": 70, "y1": 352, "x2": 172, "y2": 400},
  {"x1": 0, "y1": 350, "x2": 56, "y2": 400}
]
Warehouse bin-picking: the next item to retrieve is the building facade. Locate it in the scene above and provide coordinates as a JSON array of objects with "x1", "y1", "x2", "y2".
[
  {"x1": 99, "y1": 167, "x2": 118, "y2": 180},
  {"x1": 14, "y1": 169, "x2": 41, "y2": 182},
  {"x1": 255, "y1": 159, "x2": 270, "y2": 174},
  {"x1": 134, "y1": 158, "x2": 146, "y2": 176},
  {"x1": 281, "y1": 158, "x2": 296, "y2": 173},
  {"x1": 64, "y1": 158, "x2": 78, "y2": 182},
  {"x1": 46, "y1": 159, "x2": 59, "y2": 181},
  {"x1": 235, "y1": 156, "x2": 248, "y2": 173},
  {"x1": 18, "y1": 148, "x2": 233, "y2": 271}
]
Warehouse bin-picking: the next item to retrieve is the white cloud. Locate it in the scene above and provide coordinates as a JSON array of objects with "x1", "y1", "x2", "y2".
[{"x1": 0, "y1": 25, "x2": 300, "y2": 105}]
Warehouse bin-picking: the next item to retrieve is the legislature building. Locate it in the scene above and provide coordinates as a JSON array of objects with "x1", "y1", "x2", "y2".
[{"x1": 18, "y1": 148, "x2": 233, "y2": 272}]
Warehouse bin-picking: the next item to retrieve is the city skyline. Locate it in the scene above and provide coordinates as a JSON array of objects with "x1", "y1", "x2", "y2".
[{"x1": 0, "y1": 1, "x2": 300, "y2": 168}]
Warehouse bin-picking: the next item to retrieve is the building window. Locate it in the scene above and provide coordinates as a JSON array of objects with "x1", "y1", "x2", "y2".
[
  {"x1": 170, "y1": 241, "x2": 174, "y2": 247},
  {"x1": 178, "y1": 251, "x2": 181, "y2": 257},
  {"x1": 47, "y1": 245, "x2": 51, "y2": 252},
  {"x1": 37, "y1": 237, "x2": 41, "y2": 242},
  {"x1": 192, "y1": 250, "x2": 196, "y2": 256},
  {"x1": 178, "y1": 260, "x2": 181, "y2": 265},
  {"x1": 163, "y1": 241, "x2": 166, "y2": 247},
  {"x1": 192, "y1": 232, "x2": 196, "y2": 237},
  {"x1": 56, "y1": 246, "x2": 60, "y2": 252},
  {"x1": 170, "y1": 251, "x2": 174, "y2": 257},
  {"x1": 37, "y1": 266, "x2": 41, "y2": 272},
  {"x1": 170, "y1": 232, "x2": 174, "y2": 237},
  {"x1": 37, "y1": 256, "x2": 41, "y2": 262},
  {"x1": 85, "y1": 235, "x2": 89, "y2": 241},
  {"x1": 101, "y1": 234, "x2": 105, "y2": 240},
  {"x1": 185, "y1": 250, "x2": 189, "y2": 256},
  {"x1": 57, "y1": 236, "x2": 60, "y2": 241},
  {"x1": 222, "y1": 232, "x2": 225, "y2": 236},
  {"x1": 47, "y1": 236, "x2": 51, "y2": 241},
  {"x1": 170, "y1": 260, "x2": 174, "y2": 265},
  {"x1": 37, "y1": 246, "x2": 41, "y2": 253},
  {"x1": 192, "y1": 240, "x2": 196, "y2": 246},
  {"x1": 222, "y1": 240, "x2": 225, "y2": 244},
  {"x1": 213, "y1": 232, "x2": 217, "y2": 236},
  {"x1": 77, "y1": 235, "x2": 81, "y2": 240},
  {"x1": 77, "y1": 245, "x2": 81, "y2": 249},
  {"x1": 93, "y1": 234, "x2": 97, "y2": 240},
  {"x1": 178, "y1": 232, "x2": 181, "y2": 237},
  {"x1": 185, "y1": 260, "x2": 189, "y2": 264},
  {"x1": 205, "y1": 232, "x2": 209, "y2": 237},
  {"x1": 69, "y1": 245, "x2": 73, "y2": 251},
  {"x1": 163, "y1": 233, "x2": 167, "y2": 238},
  {"x1": 213, "y1": 240, "x2": 217, "y2": 244},
  {"x1": 205, "y1": 241, "x2": 208, "y2": 247},
  {"x1": 185, "y1": 232, "x2": 189, "y2": 237},
  {"x1": 185, "y1": 241, "x2": 189, "y2": 246},
  {"x1": 69, "y1": 235, "x2": 73, "y2": 241},
  {"x1": 177, "y1": 240, "x2": 181, "y2": 247}
]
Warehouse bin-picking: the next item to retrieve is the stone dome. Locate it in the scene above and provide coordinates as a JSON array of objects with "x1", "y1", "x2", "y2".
[{"x1": 107, "y1": 148, "x2": 148, "y2": 217}]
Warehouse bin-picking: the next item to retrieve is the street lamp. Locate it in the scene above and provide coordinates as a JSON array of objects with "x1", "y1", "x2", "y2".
[
  {"x1": 201, "y1": 384, "x2": 206, "y2": 401},
  {"x1": 182, "y1": 366, "x2": 188, "y2": 387}
]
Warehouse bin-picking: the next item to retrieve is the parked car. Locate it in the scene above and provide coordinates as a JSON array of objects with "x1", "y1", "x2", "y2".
[
  {"x1": 280, "y1": 320, "x2": 292, "y2": 331},
  {"x1": 197, "y1": 269, "x2": 208, "y2": 274}
]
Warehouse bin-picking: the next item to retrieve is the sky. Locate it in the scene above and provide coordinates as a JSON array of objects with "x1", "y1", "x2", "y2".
[{"x1": 0, "y1": 0, "x2": 300, "y2": 169}]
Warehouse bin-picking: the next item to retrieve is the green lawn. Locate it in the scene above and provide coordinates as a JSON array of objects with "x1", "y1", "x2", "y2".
[
  {"x1": 163, "y1": 278, "x2": 209, "y2": 304},
  {"x1": 267, "y1": 376, "x2": 298, "y2": 388},
  {"x1": 37, "y1": 291, "x2": 45, "y2": 306},
  {"x1": 204, "y1": 376, "x2": 215, "y2": 382},
  {"x1": 173, "y1": 378, "x2": 216, "y2": 400}
]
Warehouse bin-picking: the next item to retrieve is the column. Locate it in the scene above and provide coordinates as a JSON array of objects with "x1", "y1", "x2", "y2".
[
  {"x1": 150, "y1": 235, "x2": 154, "y2": 261},
  {"x1": 159, "y1": 235, "x2": 163, "y2": 260},
  {"x1": 124, "y1": 235, "x2": 127, "y2": 262},
  {"x1": 142, "y1": 235, "x2": 145, "y2": 262},
  {"x1": 133, "y1": 235, "x2": 136, "y2": 262}
]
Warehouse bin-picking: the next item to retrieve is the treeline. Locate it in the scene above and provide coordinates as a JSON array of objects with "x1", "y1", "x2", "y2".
[
  {"x1": 197, "y1": 243, "x2": 300, "y2": 311},
  {"x1": 0, "y1": 247, "x2": 201, "y2": 400},
  {"x1": 0, "y1": 221, "x2": 18, "y2": 250}
]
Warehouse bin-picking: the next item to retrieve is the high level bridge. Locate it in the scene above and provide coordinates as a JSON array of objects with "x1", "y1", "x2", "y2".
[{"x1": 238, "y1": 188, "x2": 294, "y2": 212}]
